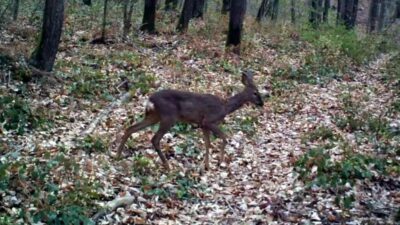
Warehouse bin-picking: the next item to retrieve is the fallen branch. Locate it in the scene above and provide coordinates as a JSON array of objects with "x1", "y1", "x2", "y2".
[
  {"x1": 81, "y1": 91, "x2": 133, "y2": 136},
  {"x1": 92, "y1": 196, "x2": 136, "y2": 221}
]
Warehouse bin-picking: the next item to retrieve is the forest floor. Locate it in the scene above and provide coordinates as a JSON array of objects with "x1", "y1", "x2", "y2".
[{"x1": 1, "y1": 18, "x2": 400, "y2": 225}]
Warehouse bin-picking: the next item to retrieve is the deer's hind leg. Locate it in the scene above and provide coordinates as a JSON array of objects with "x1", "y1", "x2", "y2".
[
  {"x1": 202, "y1": 129, "x2": 211, "y2": 170},
  {"x1": 116, "y1": 113, "x2": 159, "y2": 158}
]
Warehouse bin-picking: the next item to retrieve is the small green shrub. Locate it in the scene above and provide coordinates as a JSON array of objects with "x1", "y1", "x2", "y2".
[
  {"x1": 302, "y1": 126, "x2": 338, "y2": 143},
  {"x1": 132, "y1": 156, "x2": 152, "y2": 176},
  {"x1": 0, "y1": 95, "x2": 52, "y2": 134},
  {"x1": 78, "y1": 135, "x2": 107, "y2": 153}
]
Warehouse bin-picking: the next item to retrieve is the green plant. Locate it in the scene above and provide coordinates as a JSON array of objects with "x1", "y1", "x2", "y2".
[
  {"x1": 132, "y1": 156, "x2": 152, "y2": 176},
  {"x1": 301, "y1": 126, "x2": 338, "y2": 143},
  {"x1": 79, "y1": 135, "x2": 107, "y2": 153},
  {"x1": 295, "y1": 145, "x2": 389, "y2": 207},
  {"x1": 0, "y1": 95, "x2": 52, "y2": 134},
  {"x1": 33, "y1": 205, "x2": 94, "y2": 225}
]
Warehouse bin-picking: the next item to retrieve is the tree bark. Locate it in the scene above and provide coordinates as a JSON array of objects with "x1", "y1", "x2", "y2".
[
  {"x1": 141, "y1": 0, "x2": 157, "y2": 33},
  {"x1": 222, "y1": 0, "x2": 230, "y2": 14},
  {"x1": 377, "y1": 0, "x2": 386, "y2": 32},
  {"x1": 101, "y1": 0, "x2": 108, "y2": 41},
  {"x1": 123, "y1": 0, "x2": 136, "y2": 40},
  {"x1": 83, "y1": 0, "x2": 92, "y2": 6},
  {"x1": 291, "y1": 0, "x2": 295, "y2": 24},
  {"x1": 165, "y1": 0, "x2": 178, "y2": 11},
  {"x1": 226, "y1": 0, "x2": 247, "y2": 52},
  {"x1": 29, "y1": 0, "x2": 65, "y2": 72},
  {"x1": 193, "y1": 0, "x2": 205, "y2": 18},
  {"x1": 337, "y1": 0, "x2": 358, "y2": 29},
  {"x1": 368, "y1": 0, "x2": 379, "y2": 32},
  {"x1": 256, "y1": 0, "x2": 270, "y2": 22},
  {"x1": 12, "y1": 0, "x2": 19, "y2": 20},
  {"x1": 323, "y1": 0, "x2": 330, "y2": 22},
  {"x1": 270, "y1": 0, "x2": 279, "y2": 21},
  {"x1": 177, "y1": 0, "x2": 195, "y2": 32},
  {"x1": 396, "y1": 0, "x2": 400, "y2": 19}
]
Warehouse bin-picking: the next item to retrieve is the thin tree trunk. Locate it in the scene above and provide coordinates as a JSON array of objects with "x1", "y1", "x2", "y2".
[
  {"x1": 396, "y1": 0, "x2": 400, "y2": 19},
  {"x1": 101, "y1": 0, "x2": 108, "y2": 41},
  {"x1": 193, "y1": 0, "x2": 205, "y2": 18},
  {"x1": 222, "y1": 0, "x2": 230, "y2": 14},
  {"x1": 377, "y1": 0, "x2": 386, "y2": 32},
  {"x1": 165, "y1": 0, "x2": 178, "y2": 11},
  {"x1": 338, "y1": 0, "x2": 358, "y2": 29},
  {"x1": 12, "y1": 0, "x2": 19, "y2": 20},
  {"x1": 177, "y1": 0, "x2": 195, "y2": 32},
  {"x1": 337, "y1": 0, "x2": 342, "y2": 24},
  {"x1": 291, "y1": 0, "x2": 295, "y2": 24},
  {"x1": 310, "y1": 0, "x2": 320, "y2": 26},
  {"x1": 29, "y1": 0, "x2": 65, "y2": 72},
  {"x1": 141, "y1": 0, "x2": 157, "y2": 33},
  {"x1": 83, "y1": 0, "x2": 92, "y2": 6},
  {"x1": 270, "y1": 0, "x2": 279, "y2": 21},
  {"x1": 323, "y1": 0, "x2": 330, "y2": 22},
  {"x1": 256, "y1": 0, "x2": 270, "y2": 22},
  {"x1": 368, "y1": 0, "x2": 379, "y2": 32},
  {"x1": 123, "y1": 0, "x2": 136, "y2": 40},
  {"x1": 226, "y1": 0, "x2": 247, "y2": 53}
]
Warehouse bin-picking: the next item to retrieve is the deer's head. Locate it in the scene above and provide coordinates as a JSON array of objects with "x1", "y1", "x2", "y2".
[{"x1": 241, "y1": 71, "x2": 264, "y2": 107}]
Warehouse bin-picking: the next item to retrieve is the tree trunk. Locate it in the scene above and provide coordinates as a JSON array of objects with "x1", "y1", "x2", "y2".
[
  {"x1": 165, "y1": 0, "x2": 178, "y2": 11},
  {"x1": 193, "y1": 0, "x2": 205, "y2": 18},
  {"x1": 323, "y1": 0, "x2": 330, "y2": 22},
  {"x1": 226, "y1": 0, "x2": 246, "y2": 52},
  {"x1": 101, "y1": 0, "x2": 109, "y2": 41},
  {"x1": 256, "y1": 0, "x2": 270, "y2": 22},
  {"x1": 377, "y1": 0, "x2": 386, "y2": 31},
  {"x1": 177, "y1": 0, "x2": 195, "y2": 32},
  {"x1": 337, "y1": 0, "x2": 342, "y2": 24},
  {"x1": 222, "y1": 0, "x2": 230, "y2": 14},
  {"x1": 123, "y1": 0, "x2": 136, "y2": 39},
  {"x1": 270, "y1": 0, "x2": 279, "y2": 21},
  {"x1": 83, "y1": 0, "x2": 92, "y2": 6},
  {"x1": 368, "y1": 0, "x2": 379, "y2": 32},
  {"x1": 12, "y1": 0, "x2": 19, "y2": 20},
  {"x1": 338, "y1": 0, "x2": 358, "y2": 29},
  {"x1": 396, "y1": 0, "x2": 400, "y2": 19},
  {"x1": 141, "y1": 0, "x2": 157, "y2": 33},
  {"x1": 291, "y1": 0, "x2": 295, "y2": 24},
  {"x1": 310, "y1": 0, "x2": 319, "y2": 26},
  {"x1": 29, "y1": 0, "x2": 65, "y2": 72}
]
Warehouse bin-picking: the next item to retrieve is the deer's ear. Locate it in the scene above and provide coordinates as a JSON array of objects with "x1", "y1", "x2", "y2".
[{"x1": 241, "y1": 71, "x2": 253, "y2": 86}]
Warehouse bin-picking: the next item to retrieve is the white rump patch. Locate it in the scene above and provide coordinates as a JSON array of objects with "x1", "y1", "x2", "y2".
[{"x1": 145, "y1": 100, "x2": 155, "y2": 112}]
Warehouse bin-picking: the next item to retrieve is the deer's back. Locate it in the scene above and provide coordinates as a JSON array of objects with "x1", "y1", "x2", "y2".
[{"x1": 149, "y1": 89, "x2": 226, "y2": 124}]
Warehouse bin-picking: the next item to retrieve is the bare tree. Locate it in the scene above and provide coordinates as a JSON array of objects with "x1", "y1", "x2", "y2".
[
  {"x1": 30, "y1": 0, "x2": 65, "y2": 72},
  {"x1": 377, "y1": 0, "x2": 386, "y2": 31},
  {"x1": 165, "y1": 0, "x2": 178, "y2": 11},
  {"x1": 291, "y1": 0, "x2": 295, "y2": 24},
  {"x1": 12, "y1": 0, "x2": 19, "y2": 20},
  {"x1": 226, "y1": 0, "x2": 247, "y2": 54},
  {"x1": 368, "y1": 0, "x2": 379, "y2": 32},
  {"x1": 101, "y1": 0, "x2": 109, "y2": 41},
  {"x1": 256, "y1": 0, "x2": 271, "y2": 22},
  {"x1": 193, "y1": 0, "x2": 205, "y2": 18},
  {"x1": 123, "y1": 0, "x2": 136, "y2": 40},
  {"x1": 270, "y1": 0, "x2": 279, "y2": 21},
  {"x1": 177, "y1": 0, "x2": 195, "y2": 32},
  {"x1": 337, "y1": 0, "x2": 359, "y2": 29},
  {"x1": 141, "y1": 0, "x2": 158, "y2": 33},
  {"x1": 222, "y1": 0, "x2": 230, "y2": 14},
  {"x1": 323, "y1": 0, "x2": 330, "y2": 22}
]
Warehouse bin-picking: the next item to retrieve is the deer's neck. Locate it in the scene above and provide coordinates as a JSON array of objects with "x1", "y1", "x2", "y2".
[{"x1": 225, "y1": 91, "x2": 248, "y2": 115}]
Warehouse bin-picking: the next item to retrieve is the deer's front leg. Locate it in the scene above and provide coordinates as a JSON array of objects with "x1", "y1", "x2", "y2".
[
  {"x1": 209, "y1": 125, "x2": 227, "y2": 165},
  {"x1": 202, "y1": 129, "x2": 211, "y2": 170},
  {"x1": 151, "y1": 118, "x2": 175, "y2": 170}
]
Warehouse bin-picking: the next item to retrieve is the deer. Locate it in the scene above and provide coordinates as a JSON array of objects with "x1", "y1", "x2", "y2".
[{"x1": 114, "y1": 71, "x2": 265, "y2": 170}]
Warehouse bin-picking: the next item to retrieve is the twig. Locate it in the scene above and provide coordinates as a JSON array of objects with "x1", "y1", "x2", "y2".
[{"x1": 81, "y1": 91, "x2": 133, "y2": 136}]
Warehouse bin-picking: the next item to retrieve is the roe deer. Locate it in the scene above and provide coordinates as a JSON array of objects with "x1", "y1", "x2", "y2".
[{"x1": 115, "y1": 71, "x2": 265, "y2": 170}]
